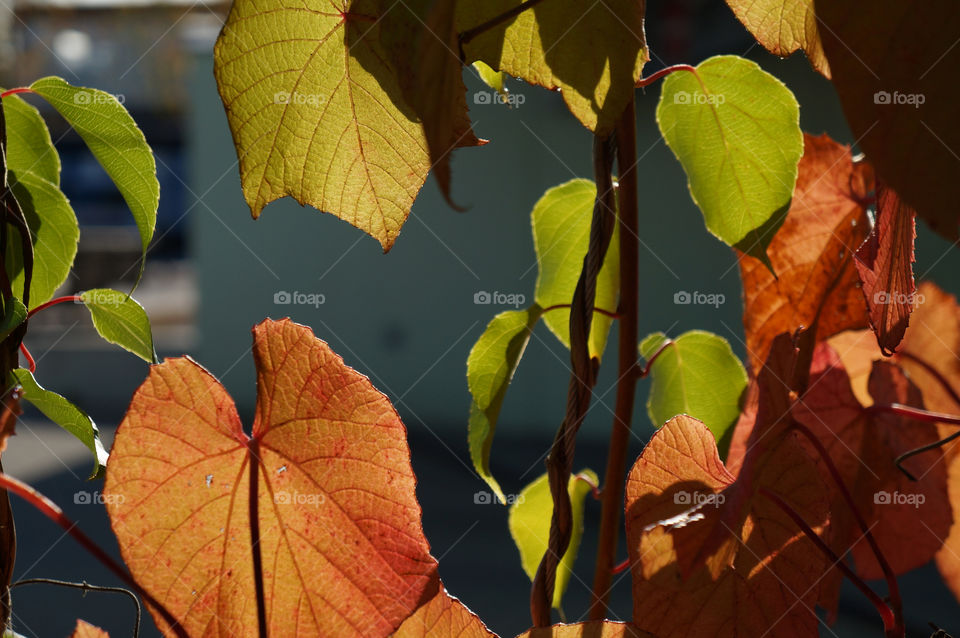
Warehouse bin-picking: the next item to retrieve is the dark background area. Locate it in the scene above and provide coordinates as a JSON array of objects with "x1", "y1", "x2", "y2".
[{"x1": 2, "y1": 0, "x2": 959, "y2": 636}]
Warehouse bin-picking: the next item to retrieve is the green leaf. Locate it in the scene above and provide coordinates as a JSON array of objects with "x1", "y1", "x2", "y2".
[
  {"x1": 10, "y1": 368, "x2": 108, "y2": 479},
  {"x1": 458, "y1": 0, "x2": 648, "y2": 134},
  {"x1": 29, "y1": 76, "x2": 158, "y2": 278},
  {"x1": 79, "y1": 289, "x2": 156, "y2": 363},
  {"x1": 5, "y1": 172, "x2": 78, "y2": 306},
  {"x1": 213, "y1": 0, "x2": 433, "y2": 251},
  {"x1": 532, "y1": 179, "x2": 619, "y2": 360},
  {"x1": 467, "y1": 306, "x2": 542, "y2": 502},
  {"x1": 473, "y1": 61, "x2": 507, "y2": 96},
  {"x1": 509, "y1": 469, "x2": 598, "y2": 609},
  {"x1": 656, "y1": 55, "x2": 802, "y2": 264},
  {"x1": 640, "y1": 330, "x2": 748, "y2": 456},
  {"x1": 2, "y1": 93, "x2": 60, "y2": 185},
  {"x1": 0, "y1": 298, "x2": 27, "y2": 343}
]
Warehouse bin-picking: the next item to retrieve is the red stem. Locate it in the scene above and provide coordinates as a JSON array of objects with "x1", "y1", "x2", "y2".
[
  {"x1": 635, "y1": 64, "x2": 697, "y2": 88},
  {"x1": 610, "y1": 557, "x2": 630, "y2": 575},
  {"x1": 789, "y1": 421, "x2": 903, "y2": 631},
  {"x1": 0, "y1": 472, "x2": 188, "y2": 637},
  {"x1": 758, "y1": 487, "x2": 898, "y2": 635},
  {"x1": 0, "y1": 88, "x2": 32, "y2": 99},
  {"x1": 866, "y1": 402, "x2": 960, "y2": 426},
  {"x1": 18, "y1": 343, "x2": 35, "y2": 373},
  {"x1": 540, "y1": 304, "x2": 620, "y2": 320},
  {"x1": 27, "y1": 295, "x2": 82, "y2": 319}
]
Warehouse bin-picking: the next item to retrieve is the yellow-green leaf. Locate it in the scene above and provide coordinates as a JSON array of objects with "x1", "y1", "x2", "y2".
[
  {"x1": 458, "y1": 0, "x2": 648, "y2": 134},
  {"x1": 214, "y1": 0, "x2": 432, "y2": 251},
  {"x1": 467, "y1": 307, "x2": 542, "y2": 502},
  {"x1": 80, "y1": 289, "x2": 156, "y2": 363},
  {"x1": 509, "y1": 469, "x2": 597, "y2": 609},
  {"x1": 533, "y1": 179, "x2": 619, "y2": 360},
  {"x1": 656, "y1": 56, "x2": 802, "y2": 265},
  {"x1": 3, "y1": 94, "x2": 60, "y2": 185},
  {"x1": 473, "y1": 61, "x2": 507, "y2": 97}
]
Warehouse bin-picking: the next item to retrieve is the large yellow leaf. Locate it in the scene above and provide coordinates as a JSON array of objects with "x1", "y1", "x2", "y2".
[{"x1": 214, "y1": 1, "x2": 432, "y2": 250}]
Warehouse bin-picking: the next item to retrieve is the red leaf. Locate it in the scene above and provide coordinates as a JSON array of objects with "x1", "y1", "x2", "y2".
[
  {"x1": 626, "y1": 335, "x2": 830, "y2": 637},
  {"x1": 792, "y1": 344, "x2": 951, "y2": 614},
  {"x1": 105, "y1": 318, "x2": 441, "y2": 637},
  {"x1": 739, "y1": 133, "x2": 871, "y2": 373},
  {"x1": 854, "y1": 184, "x2": 918, "y2": 354}
]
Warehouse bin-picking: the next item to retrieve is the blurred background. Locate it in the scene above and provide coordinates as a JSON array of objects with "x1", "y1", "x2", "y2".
[{"x1": 1, "y1": 0, "x2": 959, "y2": 635}]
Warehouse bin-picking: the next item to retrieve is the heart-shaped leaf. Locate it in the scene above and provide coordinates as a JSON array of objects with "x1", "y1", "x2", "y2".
[
  {"x1": 105, "y1": 318, "x2": 441, "y2": 636},
  {"x1": 639, "y1": 330, "x2": 747, "y2": 456},
  {"x1": 10, "y1": 369, "x2": 107, "y2": 479},
  {"x1": 656, "y1": 55, "x2": 802, "y2": 263},
  {"x1": 79, "y1": 289, "x2": 156, "y2": 363}
]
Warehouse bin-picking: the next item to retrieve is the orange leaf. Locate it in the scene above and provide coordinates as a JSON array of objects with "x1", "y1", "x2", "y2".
[
  {"x1": 515, "y1": 621, "x2": 655, "y2": 638},
  {"x1": 393, "y1": 588, "x2": 495, "y2": 638},
  {"x1": 70, "y1": 619, "x2": 109, "y2": 638},
  {"x1": 854, "y1": 184, "x2": 918, "y2": 354},
  {"x1": 792, "y1": 344, "x2": 951, "y2": 613},
  {"x1": 104, "y1": 318, "x2": 440, "y2": 637},
  {"x1": 739, "y1": 133, "x2": 871, "y2": 373},
  {"x1": 626, "y1": 335, "x2": 830, "y2": 637}
]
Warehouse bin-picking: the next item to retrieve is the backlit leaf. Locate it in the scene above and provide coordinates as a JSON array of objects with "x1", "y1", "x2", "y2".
[
  {"x1": 10, "y1": 369, "x2": 107, "y2": 479},
  {"x1": 724, "y1": 0, "x2": 828, "y2": 75},
  {"x1": 29, "y1": 77, "x2": 158, "y2": 276},
  {"x1": 639, "y1": 330, "x2": 747, "y2": 456},
  {"x1": 393, "y1": 589, "x2": 495, "y2": 638},
  {"x1": 508, "y1": 469, "x2": 597, "y2": 609},
  {"x1": 467, "y1": 307, "x2": 542, "y2": 502},
  {"x1": 458, "y1": 0, "x2": 648, "y2": 134},
  {"x1": 4, "y1": 172, "x2": 78, "y2": 307},
  {"x1": 739, "y1": 133, "x2": 871, "y2": 372},
  {"x1": 214, "y1": 0, "x2": 431, "y2": 251},
  {"x1": 656, "y1": 56, "x2": 802, "y2": 262},
  {"x1": 2, "y1": 94, "x2": 59, "y2": 185},
  {"x1": 532, "y1": 179, "x2": 619, "y2": 359},
  {"x1": 105, "y1": 318, "x2": 441, "y2": 637},
  {"x1": 793, "y1": 344, "x2": 951, "y2": 615},
  {"x1": 473, "y1": 62, "x2": 506, "y2": 97},
  {"x1": 854, "y1": 183, "x2": 917, "y2": 355},
  {"x1": 80, "y1": 288, "x2": 156, "y2": 363}
]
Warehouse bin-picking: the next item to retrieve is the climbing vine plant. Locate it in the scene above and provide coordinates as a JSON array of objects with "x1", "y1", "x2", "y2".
[{"x1": 1, "y1": 0, "x2": 959, "y2": 637}]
